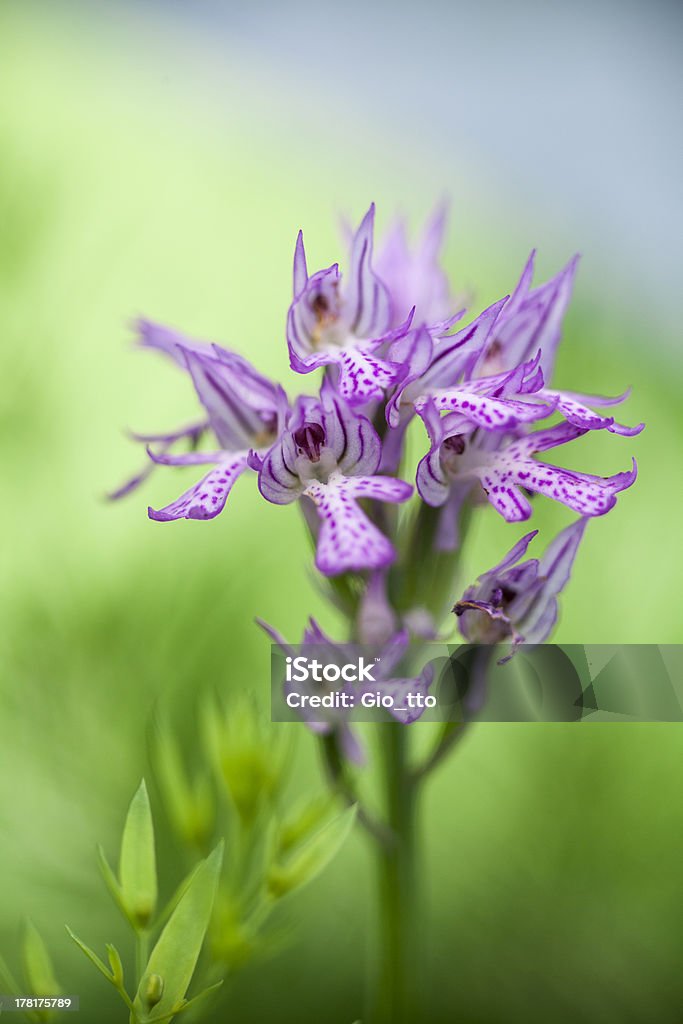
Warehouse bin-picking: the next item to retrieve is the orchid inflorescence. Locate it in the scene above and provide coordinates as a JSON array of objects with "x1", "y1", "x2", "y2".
[
  {"x1": 117, "y1": 202, "x2": 641, "y2": 662},
  {"x1": 115, "y1": 202, "x2": 643, "y2": 1024}
]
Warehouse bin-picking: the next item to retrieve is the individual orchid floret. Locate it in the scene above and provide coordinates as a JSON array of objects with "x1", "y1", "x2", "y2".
[
  {"x1": 475, "y1": 255, "x2": 643, "y2": 436},
  {"x1": 478, "y1": 251, "x2": 579, "y2": 381},
  {"x1": 373, "y1": 203, "x2": 459, "y2": 330},
  {"x1": 137, "y1": 327, "x2": 288, "y2": 522},
  {"x1": 417, "y1": 411, "x2": 637, "y2": 522},
  {"x1": 260, "y1": 617, "x2": 435, "y2": 757},
  {"x1": 412, "y1": 348, "x2": 558, "y2": 434},
  {"x1": 259, "y1": 617, "x2": 368, "y2": 764},
  {"x1": 385, "y1": 301, "x2": 507, "y2": 429},
  {"x1": 453, "y1": 518, "x2": 588, "y2": 654},
  {"x1": 357, "y1": 570, "x2": 439, "y2": 647},
  {"x1": 254, "y1": 384, "x2": 413, "y2": 576},
  {"x1": 286, "y1": 204, "x2": 414, "y2": 405}
]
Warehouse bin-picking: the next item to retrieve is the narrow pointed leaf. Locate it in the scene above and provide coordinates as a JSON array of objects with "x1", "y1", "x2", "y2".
[
  {"x1": 22, "y1": 920, "x2": 61, "y2": 996},
  {"x1": 277, "y1": 794, "x2": 336, "y2": 856},
  {"x1": 0, "y1": 952, "x2": 22, "y2": 996},
  {"x1": 106, "y1": 945, "x2": 124, "y2": 988},
  {"x1": 133, "y1": 842, "x2": 224, "y2": 1022},
  {"x1": 119, "y1": 779, "x2": 157, "y2": 927},
  {"x1": 66, "y1": 929, "x2": 134, "y2": 1012},
  {"x1": 268, "y1": 806, "x2": 357, "y2": 898},
  {"x1": 96, "y1": 845, "x2": 129, "y2": 920},
  {"x1": 65, "y1": 927, "x2": 113, "y2": 983}
]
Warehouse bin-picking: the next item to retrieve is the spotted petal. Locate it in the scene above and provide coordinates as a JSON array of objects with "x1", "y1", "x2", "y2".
[
  {"x1": 304, "y1": 474, "x2": 410, "y2": 576},
  {"x1": 148, "y1": 453, "x2": 250, "y2": 521},
  {"x1": 335, "y1": 346, "x2": 403, "y2": 405},
  {"x1": 475, "y1": 428, "x2": 638, "y2": 520},
  {"x1": 541, "y1": 387, "x2": 644, "y2": 436}
]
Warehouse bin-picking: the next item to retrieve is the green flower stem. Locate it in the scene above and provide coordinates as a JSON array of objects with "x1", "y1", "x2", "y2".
[
  {"x1": 135, "y1": 929, "x2": 149, "y2": 989},
  {"x1": 372, "y1": 724, "x2": 419, "y2": 1024},
  {"x1": 319, "y1": 733, "x2": 394, "y2": 849}
]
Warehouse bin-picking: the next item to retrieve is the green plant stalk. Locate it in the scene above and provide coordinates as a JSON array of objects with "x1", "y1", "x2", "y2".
[
  {"x1": 135, "y1": 929, "x2": 149, "y2": 990},
  {"x1": 371, "y1": 724, "x2": 419, "y2": 1024}
]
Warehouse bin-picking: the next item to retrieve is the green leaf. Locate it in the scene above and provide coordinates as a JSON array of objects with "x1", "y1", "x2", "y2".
[
  {"x1": 96, "y1": 845, "x2": 129, "y2": 921},
  {"x1": 133, "y1": 842, "x2": 224, "y2": 1022},
  {"x1": 277, "y1": 793, "x2": 336, "y2": 856},
  {"x1": 119, "y1": 779, "x2": 157, "y2": 928},
  {"x1": 22, "y1": 920, "x2": 61, "y2": 997},
  {"x1": 65, "y1": 930, "x2": 134, "y2": 1012},
  {"x1": 268, "y1": 805, "x2": 357, "y2": 898},
  {"x1": 0, "y1": 952, "x2": 23, "y2": 996},
  {"x1": 105, "y1": 945, "x2": 124, "y2": 988}
]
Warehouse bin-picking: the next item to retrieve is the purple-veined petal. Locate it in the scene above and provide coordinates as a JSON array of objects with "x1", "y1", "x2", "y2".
[
  {"x1": 108, "y1": 421, "x2": 208, "y2": 501},
  {"x1": 434, "y1": 480, "x2": 474, "y2": 551},
  {"x1": 209, "y1": 345, "x2": 289, "y2": 427},
  {"x1": 148, "y1": 453, "x2": 250, "y2": 522},
  {"x1": 258, "y1": 433, "x2": 304, "y2": 505},
  {"x1": 479, "y1": 473, "x2": 534, "y2": 521},
  {"x1": 343, "y1": 475, "x2": 414, "y2": 504},
  {"x1": 345, "y1": 204, "x2": 391, "y2": 338},
  {"x1": 293, "y1": 230, "x2": 308, "y2": 296},
  {"x1": 335, "y1": 346, "x2": 403, "y2": 405},
  {"x1": 416, "y1": 446, "x2": 450, "y2": 507},
  {"x1": 374, "y1": 203, "x2": 454, "y2": 328},
  {"x1": 386, "y1": 325, "x2": 435, "y2": 427},
  {"x1": 477, "y1": 448, "x2": 638, "y2": 520},
  {"x1": 128, "y1": 421, "x2": 207, "y2": 445},
  {"x1": 491, "y1": 255, "x2": 579, "y2": 379},
  {"x1": 108, "y1": 462, "x2": 157, "y2": 502},
  {"x1": 136, "y1": 319, "x2": 212, "y2": 365},
  {"x1": 479, "y1": 530, "x2": 539, "y2": 583},
  {"x1": 416, "y1": 389, "x2": 555, "y2": 431},
  {"x1": 181, "y1": 348, "x2": 272, "y2": 450},
  {"x1": 415, "y1": 399, "x2": 451, "y2": 506},
  {"x1": 320, "y1": 386, "x2": 382, "y2": 476},
  {"x1": 541, "y1": 387, "x2": 644, "y2": 436},
  {"x1": 379, "y1": 417, "x2": 411, "y2": 474},
  {"x1": 419, "y1": 297, "x2": 509, "y2": 391},
  {"x1": 146, "y1": 447, "x2": 227, "y2": 466},
  {"x1": 521, "y1": 519, "x2": 587, "y2": 641},
  {"x1": 287, "y1": 264, "x2": 342, "y2": 371},
  {"x1": 304, "y1": 477, "x2": 398, "y2": 576}
]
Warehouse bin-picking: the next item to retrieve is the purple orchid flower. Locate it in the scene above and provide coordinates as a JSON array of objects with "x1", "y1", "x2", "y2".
[
  {"x1": 385, "y1": 301, "x2": 506, "y2": 429},
  {"x1": 478, "y1": 251, "x2": 579, "y2": 381},
  {"x1": 260, "y1": 616, "x2": 435, "y2": 765},
  {"x1": 127, "y1": 324, "x2": 289, "y2": 522},
  {"x1": 417, "y1": 411, "x2": 637, "y2": 523},
  {"x1": 476, "y1": 254, "x2": 644, "y2": 436},
  {"x1": 253, "y1": 384, "x2": 413, "y2": 576},
  {"x1": 453, "y1": 518, "x2": 588, "y2": 655},
  {"x1": 286, "y1": 204, "x2": 414, "y2": 406},
  {"x1": 411, "y1": 347, "x2": 558, "y2": 434}
]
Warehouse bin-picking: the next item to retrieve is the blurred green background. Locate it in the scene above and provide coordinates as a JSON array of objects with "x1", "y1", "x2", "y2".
[{"x1": 1, "y1": 2, "x2": 682, "y2": 1022}]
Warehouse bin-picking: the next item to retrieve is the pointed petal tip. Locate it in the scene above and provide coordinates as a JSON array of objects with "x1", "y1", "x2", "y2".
[{"x1": 147, "y1": 505, "x2": 169, "y2": 522}]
